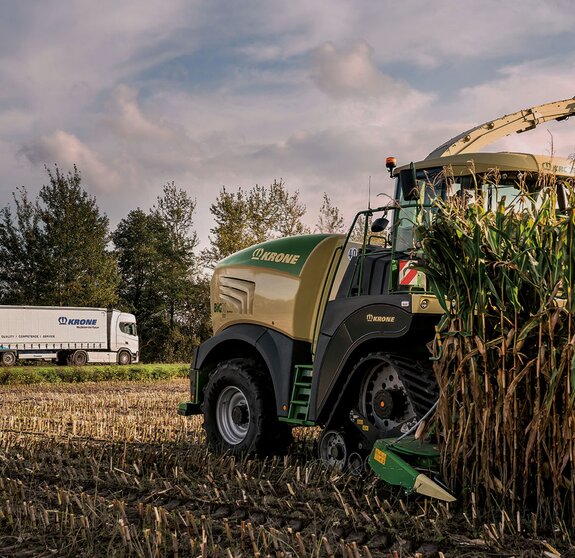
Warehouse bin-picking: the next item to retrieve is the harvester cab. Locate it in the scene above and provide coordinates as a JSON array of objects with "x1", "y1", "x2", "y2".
[{"x1": 179, "y1": 96, "x2": 575, "y2": 502}]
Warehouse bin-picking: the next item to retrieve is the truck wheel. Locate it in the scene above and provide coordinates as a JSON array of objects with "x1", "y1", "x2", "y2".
[
  {"x1": 1, "y1": 351, "x2": 16, "y2": 367},
  {"x1": 202, "y1": 359, "x2": 277, "y2": 455},
  {"x1": 117, "y1": 350, "x2": 131, "y2": 365},
  {"x1": 56, "y1": 351, "x2": 68, "y2": 366},
  {"x1": 68, "y1": 350, "x2": 88, "y2": 366}
]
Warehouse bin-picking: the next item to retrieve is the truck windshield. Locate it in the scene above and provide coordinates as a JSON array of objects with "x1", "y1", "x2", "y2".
[{"x1": 120, "y1": 322, "x2": 137, "y2": 336}]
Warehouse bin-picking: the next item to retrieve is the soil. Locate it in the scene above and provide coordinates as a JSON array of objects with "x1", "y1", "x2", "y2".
[{"x1": 0, "y1": 380, "x2": 573, "y2": 557}]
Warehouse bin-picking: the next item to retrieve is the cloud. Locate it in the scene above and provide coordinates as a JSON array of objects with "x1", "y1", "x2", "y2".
[
  {"x1": 19, "y1": 131, "x2": 121, "y2": 193},
  {"x1": 310, "y1": 42, "x2": 408, "y2": 99},
  {"x1": 351, "y1": 0, "x2": 575, "y2": 68},
  {"x1": 439, "y1": 58, "x2": 575, "y2": 158},
  {"x1": 1, "y1": 0, "x2": 575, "y2": 250},
  {"x1": 458, "y1": 60, "x2": 575, "y2": 119},
  {"x1": 106, "y1": 85, "x2": 174, "y2": 141}
]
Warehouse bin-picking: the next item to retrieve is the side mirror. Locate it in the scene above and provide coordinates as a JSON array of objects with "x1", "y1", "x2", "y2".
[
  {"x1": 371, "y1": 217, "x2": 389, "y2": 233},
  {"x1": 399, "y1": 167, "x2": 419, "y2": 200}
]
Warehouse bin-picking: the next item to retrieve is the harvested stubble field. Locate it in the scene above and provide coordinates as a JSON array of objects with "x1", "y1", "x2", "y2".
[{"x1": 0, "y1": 379, "x2": 571, "y2": 558}]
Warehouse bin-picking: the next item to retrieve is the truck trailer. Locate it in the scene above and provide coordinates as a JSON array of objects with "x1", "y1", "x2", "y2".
[{"x1": 0, "y1": 306, "x2": 139, "y2": 366}]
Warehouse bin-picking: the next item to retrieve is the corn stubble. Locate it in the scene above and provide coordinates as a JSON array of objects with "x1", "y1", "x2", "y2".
[
  {"x1": 420, "y1": 170, "x2": 575, "y2": 529},
  {"x1": 0, "y1": 380, "x2": 450, "y2": 557},
  {"x1": 2, "y1": 378, "x2": 572, "y2": 556}
]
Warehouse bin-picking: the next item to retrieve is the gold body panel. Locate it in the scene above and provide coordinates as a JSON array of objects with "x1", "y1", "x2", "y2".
[
  {"x1": 397, "y1": 152, "x2": 575, "y2": 178},
  {"x1": 211, "y1": 235, "x2": 346, "y2": 342}
]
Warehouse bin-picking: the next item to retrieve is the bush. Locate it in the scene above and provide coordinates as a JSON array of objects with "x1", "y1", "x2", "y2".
[{"x1": 0, "y1": 363, "x2": 189, "y2": 385}]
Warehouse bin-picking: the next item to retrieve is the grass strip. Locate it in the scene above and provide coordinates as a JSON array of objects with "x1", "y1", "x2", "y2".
[{"x1": 0, "y1": 363, "x2": 189, "y2": 385}]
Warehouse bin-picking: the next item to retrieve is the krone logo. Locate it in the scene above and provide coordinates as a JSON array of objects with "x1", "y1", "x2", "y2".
[
  {"x1": 366, "y1": 314, "x2": 395, "y2": 323},
  {"x1": 251, "y1": 248, "x2": 301, "y2": 265},
  {"x1": 542, "y1": 161, "x2": 575, "y2": 175},
  {"x1": 58, "y1": 317, "x2": 98, "y2": 326}
]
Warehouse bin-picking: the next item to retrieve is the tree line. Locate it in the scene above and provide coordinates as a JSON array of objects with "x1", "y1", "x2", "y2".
[{"x1": 0, "y1": 166, "x2": 345, "y2": 362}]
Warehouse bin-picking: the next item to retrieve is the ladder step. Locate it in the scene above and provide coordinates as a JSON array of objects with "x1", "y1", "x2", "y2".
[{"x1": 287, "y1": 365, "x2": 315, "y2": 423}]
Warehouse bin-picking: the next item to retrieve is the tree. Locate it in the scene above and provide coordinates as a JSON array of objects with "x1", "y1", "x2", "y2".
[
  {"x1": 113, "y1": 182, "x2": 210, "y2": 362},
  {"x1": 151, "y1": 182, "x2": 199, "y2": 328},
  {"x1": 315, "y1": 192, "x2": 345, "y2": 234},
  {"x1": 0, "y1": 188, "x2": 47, "y2": 303},
  {"x1": 112, "y1": 209, "x2": 162, "y2": 313},
  {"x1": 201, "y1": 187, "x2": 254, "y2": 266},
  {"x1": 350, "y1": 214, "x2": 371, "y2": 243},
  {"x1": 153, "y1": 181, "x2": 198, "y2": 257},
  {"x1": 204, "y1": 180, "x2": 308, "y2": 267},
  {"x1": 39, "y1": 165, "x2": 119, "y2": 306},
  {"x1": 248, "y1": 180, "x2": 307, "y2": 239},
  {"x1": 0, "y1": 165, "x2": 118, "y2": 307},
  {"x1": 113, "y1": 209, "x2": 165, "y2": 360},
  {"x1": 152, "y1": 182, "x2": 201, "y2": 336}
]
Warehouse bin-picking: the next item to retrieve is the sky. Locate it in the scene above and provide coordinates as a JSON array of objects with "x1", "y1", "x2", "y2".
[{"x1": 1, "y1": 0, "x2": 574, "y2": 249}]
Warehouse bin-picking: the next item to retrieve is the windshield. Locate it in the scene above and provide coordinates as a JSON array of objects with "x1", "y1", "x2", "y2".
[
  {"x1": 449, "y1": 173, "x2": 569, "y2": 213},
  {"x1": 120, "y1": 322, "x2": 138, "y2": 336},
  {"x1": 393, "y1": 169, "x2": 571, "y2": 253},
  {"x1": 394, "y1": 168, "x2": 444, "y2": 253}
]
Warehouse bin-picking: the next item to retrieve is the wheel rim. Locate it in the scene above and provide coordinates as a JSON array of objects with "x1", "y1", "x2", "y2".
[
  {"x1": 319, "y1": 430, "x2": 347, "y2": 470},
  {"x1": 216, "y1": 386, "x2": 250, "y2": 445},
  {"x1": 347, "y1": 452, "x2": 364, "y2": 476},
  {"x1": 359, "y1": 358, "x2": 417, "y2": 435},
  {"x1": 2, "y1": 352, "x2": 15, "y2": 365}
]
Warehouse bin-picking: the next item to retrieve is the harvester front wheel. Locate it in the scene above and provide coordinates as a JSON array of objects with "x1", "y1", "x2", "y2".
[{"x1": 202, "y1": 359, "x2": 277, "y2": 455}]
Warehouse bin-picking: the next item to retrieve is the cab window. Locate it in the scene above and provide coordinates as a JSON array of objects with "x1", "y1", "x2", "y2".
[{"x1": 120, "y1": 322, "x2": 137, "y2": 336}]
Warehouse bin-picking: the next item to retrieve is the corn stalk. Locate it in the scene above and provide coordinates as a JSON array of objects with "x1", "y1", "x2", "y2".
[{"x1": 418, "y1": 172, "x2": 575, "y2": 527}]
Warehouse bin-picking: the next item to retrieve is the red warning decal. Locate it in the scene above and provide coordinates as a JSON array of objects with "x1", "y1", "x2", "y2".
[{"x1": 399, "y1": 260, "x2": 424, "y2": 287}]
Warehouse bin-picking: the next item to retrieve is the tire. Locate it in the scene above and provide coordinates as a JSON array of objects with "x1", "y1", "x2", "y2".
[
  {"x1": 1, "y1": 351, "x2": 16, "y2": 367},
  {"x1": 117, "y1": 350, "x2": 131, "y2": 365},
  {"x1": 68, "y1": 350, "x2": 88, "y2": 366},
  {"x1": 202, "y1": 359, "x2": 279, "y2": 455},
  {"x1": 56, "y1": 351, "x2": 68, "y2": 366}
]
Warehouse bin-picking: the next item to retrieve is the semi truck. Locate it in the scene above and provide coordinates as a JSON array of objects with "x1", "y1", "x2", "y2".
[
  {"x1": 179, "y1": 96, "x2": 575, "y2": 500},
  {"x1": 0, "y1": 306, "x2": 139, "y2": 366}
]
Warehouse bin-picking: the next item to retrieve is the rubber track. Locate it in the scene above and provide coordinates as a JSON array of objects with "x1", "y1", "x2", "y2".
[
  {"x1": 323, "y1": 352, "x2": 438, "y2": 431},
  {"x1": 386, "y1": 355, "x2": 438, "y2": 419}
]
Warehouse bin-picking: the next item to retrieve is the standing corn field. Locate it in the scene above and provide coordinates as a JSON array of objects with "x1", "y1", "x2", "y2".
[{"x1": 418, "y1": 169, "x2": 575, "y2": 528}]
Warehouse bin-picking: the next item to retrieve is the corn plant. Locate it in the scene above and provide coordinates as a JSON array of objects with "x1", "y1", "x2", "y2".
[{"x1": 419, "y1": 170, "x2": 575, "y2": 527}]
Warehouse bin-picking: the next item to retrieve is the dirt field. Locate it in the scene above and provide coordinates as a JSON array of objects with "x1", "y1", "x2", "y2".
[{"x1": 0, "y1": 380, "x2": 570, "y2": 557}]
